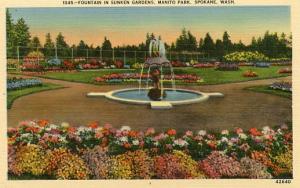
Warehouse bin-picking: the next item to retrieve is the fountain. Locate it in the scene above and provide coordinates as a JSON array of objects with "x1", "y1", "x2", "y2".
[{"x1": 87, "y1": 38, "x2": 223, "y2": 109}]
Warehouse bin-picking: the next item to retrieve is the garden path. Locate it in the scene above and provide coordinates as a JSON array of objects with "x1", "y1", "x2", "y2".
[{"x1": 7, "y1": 75, "x2": 292, "y2": 132}]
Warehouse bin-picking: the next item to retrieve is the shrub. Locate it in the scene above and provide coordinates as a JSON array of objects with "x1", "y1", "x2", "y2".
[
  {"x1": 171, "y1": 61, "x2": 186, "y2": 67},
  {"x1": 243, "y1": 70, "x2": 258, "y2": 77},
  {"x1": 109, "y1": 153, "x2": 133, "y2": 179},
  {"x1": 270, "y1": 81, "x2": 292, "y2": 92},
  {"x1": 240, "y1": 157, "x2": 272, "y2": 178},
  {"x1": 199, "y1": 151, "x2": 242, "y2": 178},
  {"x1": 47, "y1": 58, "x2": 61, "y2": 66},
  {"x1": 224, "y1": 51, "x2": 269, "y2": 62},
  {"x1": 23, "y1": 51, "x2": 45, "y2": 63},
  {"x1": 153, "y1": 151, "x2": 205, "y2": 179},
  {"x1": 7, "y1": 77, "x2": 42, "y2": 90},
  {"x1": 255, "y1": 62, "x2": 270, "y2": 68},
  {"x1": 114, "y1": 60, "x2": 124, "y2": 69},
  {"x1": 14, "y1": 145, "x2": 48, "y2": 176},
  {"x1": 82, "y1": 146, "x2": 111, "y2": 179},
  {"x1": 62, "y1": 60, "x2": 75, "y2": 70},
  {"x1": 278, "y1": 67, "x2": 292, "y2": 74},
  {"x1": 46, "y1": 148, "x2": 90, "y2": 179}
]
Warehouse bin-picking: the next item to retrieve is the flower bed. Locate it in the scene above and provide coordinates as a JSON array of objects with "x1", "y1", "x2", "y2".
[
  {"x1": 255, "y1": 62, "x2": 270, "y2": 68},
  {"x1": 271, "y1": 62, "x2": 292, "y2": 66},
  {"x1": 8, "y1": 120, "x2": 292, "y2": 179},
  {"x1": 278, "y1": 67, "x2": 292, "y2": 74},
  {"x1": 171, "y1": 61, "x2": 187, "y2": 67},
  {"x1": 193, "y1": 63, "x2": 215, "y2": 68},
  {"x1": 94, "y1": 73, "x2": 203, "y2": 84},
  {"x1": 215, "y1": 63, "x2": 239, "y2": 71},
  {"x1": 7, "y1": 77, "x2": 42, "y2": 91},
  {"x1": 243, "y1": 70, "x2": 258, "y2": 77},
  {"x1": 270, "y1": 82, "x2": 292, "y2": 92},
  {"x1": 238, "y1": 62, "x2": 254, "y2": 66},
  {"x1": 224, "y1": 51, "x2": 268, "y2": 62}
]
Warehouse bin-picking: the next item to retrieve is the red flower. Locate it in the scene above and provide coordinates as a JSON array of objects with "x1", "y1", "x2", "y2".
[
  {"x1": 249, "y1": 128, "x2": 262, "y2": 136},
  {"x1": 37, "y1": 119, "x2": 49, "y2": 127},
  {"x1": 167, "y1": 129, "x2": 176, "y2": 136},
  {"x1": 88, "y1": 121, "x2": 99, "y2": 129},
  {"x1": 284, "y1": 133, "x2": 292, "y2": 141},
  {"x1": 67, "y1": 127, "x2": 76, "y2": 133},
  {"x1": 123, "y1": 142, "x2": 131, "y2": 149},
  {"x1": 208, "y1": 142, "x2": 217, "y2": 149},
  {"x1": 128, "y1": 130, "x2": 138, "y2": 138}
]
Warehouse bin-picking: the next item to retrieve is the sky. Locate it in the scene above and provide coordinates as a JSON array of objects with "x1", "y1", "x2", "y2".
[{"x1": 9, "y1": 6, "x2": 291, "y2": 47}]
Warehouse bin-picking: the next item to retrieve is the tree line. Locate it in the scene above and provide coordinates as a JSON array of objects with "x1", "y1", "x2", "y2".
[{"x1": 6, "y1": 10, "x2": 292, "y2": 60}]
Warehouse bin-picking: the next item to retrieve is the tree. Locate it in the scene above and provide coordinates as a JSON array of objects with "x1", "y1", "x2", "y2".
[
  {"x1": 6, "y1": 9, "x2": 16, "y2": 57},
  {"x1": 187, "y1": 31, "x2": 197, "y2": 51},
  {"x1": 6, "y1": 9, "x2": 15, "y2": 47},
  {"x1": 55, "y1": 32, "x2": 70, "y2": 57},
  {"x1": 43, "y1": 33, "x2": 55, "y2": 57},
  {"x1": 102, "y1": 37, "x2": 112, "y2": 60},
  {"x1": 29, "y1": 36, "x2": 42, "y2": 49},
  {"x1": 56, "y1": 32, "x2": 68, "y2": 49},
  {"x1": 222, "y1": 31, "x2": 233, "y2": 54},
  {"x1": 14, "y1": 18, "x2": 31, "y2": 56},
  {"x1": 233, "y1": 40, "x2": 246, "y2": 52},
  {"x1": 202, "y1": 33, "x2": 215, "y2": 57},
  {"x1": 77, "y1": 40, "x2": 89, "y2": 56},
  {"x1": 215, "y1": 39, "x2": 224, "y2": 59}
]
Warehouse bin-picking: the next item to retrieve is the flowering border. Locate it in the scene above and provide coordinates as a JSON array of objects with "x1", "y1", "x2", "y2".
[{"x1": 8, "y1": 120, "x2": 292, "y2": 179}]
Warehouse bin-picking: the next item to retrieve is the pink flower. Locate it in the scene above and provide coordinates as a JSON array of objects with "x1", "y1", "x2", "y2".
[
  {"x1": 103, "y1": 123, "x2": 112, "y2": 129},
  {"x1": 145, "y1": 127, "x2": 155, "y2": 136},
  {"x1": 235, "y1": 127, "x2": 243, "y2": 134},
  {"x1": 185, "y1": 130, "x2": 193, "y2": 137}
]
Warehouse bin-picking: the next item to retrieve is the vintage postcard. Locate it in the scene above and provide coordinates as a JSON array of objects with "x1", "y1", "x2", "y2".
[{"x1": 1, "y1": 0, "x2": 299, "y2": 187}]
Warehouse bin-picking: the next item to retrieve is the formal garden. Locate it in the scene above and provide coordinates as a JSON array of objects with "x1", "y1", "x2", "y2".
[{"x1": 6, "y1": 9, "x2": 293, "y2": 180}]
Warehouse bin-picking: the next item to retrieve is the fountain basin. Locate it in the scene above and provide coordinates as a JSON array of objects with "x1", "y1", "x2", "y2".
[{"x1": 87, "y1": 88, "x2": 223, "y2": 108}]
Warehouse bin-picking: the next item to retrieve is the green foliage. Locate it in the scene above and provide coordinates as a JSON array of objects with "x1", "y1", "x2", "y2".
[
  {"x1": 250, "y1": 31, "x2": 292, "y2": 58},
  {"x1": 43, "y1": 33, "x2": 55, "y2": 57},
  {"x1": 26, "y1": 51, "x2": 45, "y2": 59},
  {"x1": 175, "y1": 28, "x2": 197, "y2": 51}
]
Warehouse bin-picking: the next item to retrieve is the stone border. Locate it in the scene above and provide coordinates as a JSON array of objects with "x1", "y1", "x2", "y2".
[{"x1": 87, "y1": 88, "x2": 224, "y2": 108}]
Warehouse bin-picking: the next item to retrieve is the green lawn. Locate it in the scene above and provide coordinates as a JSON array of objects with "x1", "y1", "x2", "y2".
[
  {"x1": 13, "y1": 66, "x2": 291, "y2": 85},
  {"x1": 7, "y1": 83, "x2": 65, "y2": 109},
  {"x1": 246, "y1": 85, "x2": 292, "y2": 99},
  {"x1": 38, "y1": 69, "x2": 136, "y2": 83},
  {"x1": 173, "y1": 66, "x2": 291, "y2": 85}
]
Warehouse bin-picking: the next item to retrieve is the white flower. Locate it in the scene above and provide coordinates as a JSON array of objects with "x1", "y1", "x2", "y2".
[
  {"x1": 238, "y1": 133, "x2": 247, "y2": 140},
  {"x1": 132, "y1": 140, "x2": 139, "y2": 146},
  {"x1": 228, "y1": 141, "x2": 234, "y2": 146},
  {"x1": 221, "y1": 137, "x2": 229, "y2": 143},
  {"x1": 49, "y1": 124, "x2": 59, "y2": 129},
  {"x1": 221, "y1": 130, "x2": 229, "y2": 135},
  {"x1": 121, "y1": 126, "x2": 131, "y2": 131},
  {"x1": 58, "y1": 135, "x2": 67, "y2": 143},
  {"x1": 198, "y1": 130, "x2": 207, "y2": 136},
  {"x1": 173, "y1": 139, "x2": 188, "y2": 147},
  {"x1": 263, "y1": 126, "x2": 271, "y2": 132},
  {"x1": 154, "y1": 141, "x2": 159, "y2": 146},
  {"x1": 76, "y1": 127, "x2": 92, "y2": 135},
  {"x1": 119, "y1": 136, "x2": 128, "y2": 143},
  {"x1": 61, "y1": 122, "x2": 70, "y2": 129},
  {"x1": 95, "y1": 127, "x2": 103, "y2": 132}
]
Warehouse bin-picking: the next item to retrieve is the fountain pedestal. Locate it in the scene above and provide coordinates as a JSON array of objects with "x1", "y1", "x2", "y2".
[{"x1": 150, "y1": 101, "x2": 172, "y2": 109}]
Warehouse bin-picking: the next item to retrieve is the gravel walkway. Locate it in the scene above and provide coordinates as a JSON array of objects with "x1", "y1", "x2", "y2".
[{"x1": 7, "y1": 75, "x2": 292, "y2": 132}]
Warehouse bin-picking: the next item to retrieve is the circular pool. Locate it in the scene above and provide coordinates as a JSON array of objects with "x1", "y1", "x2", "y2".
[{"x1": 105, "y1": 88, "x2": 210, "y2": 105}]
